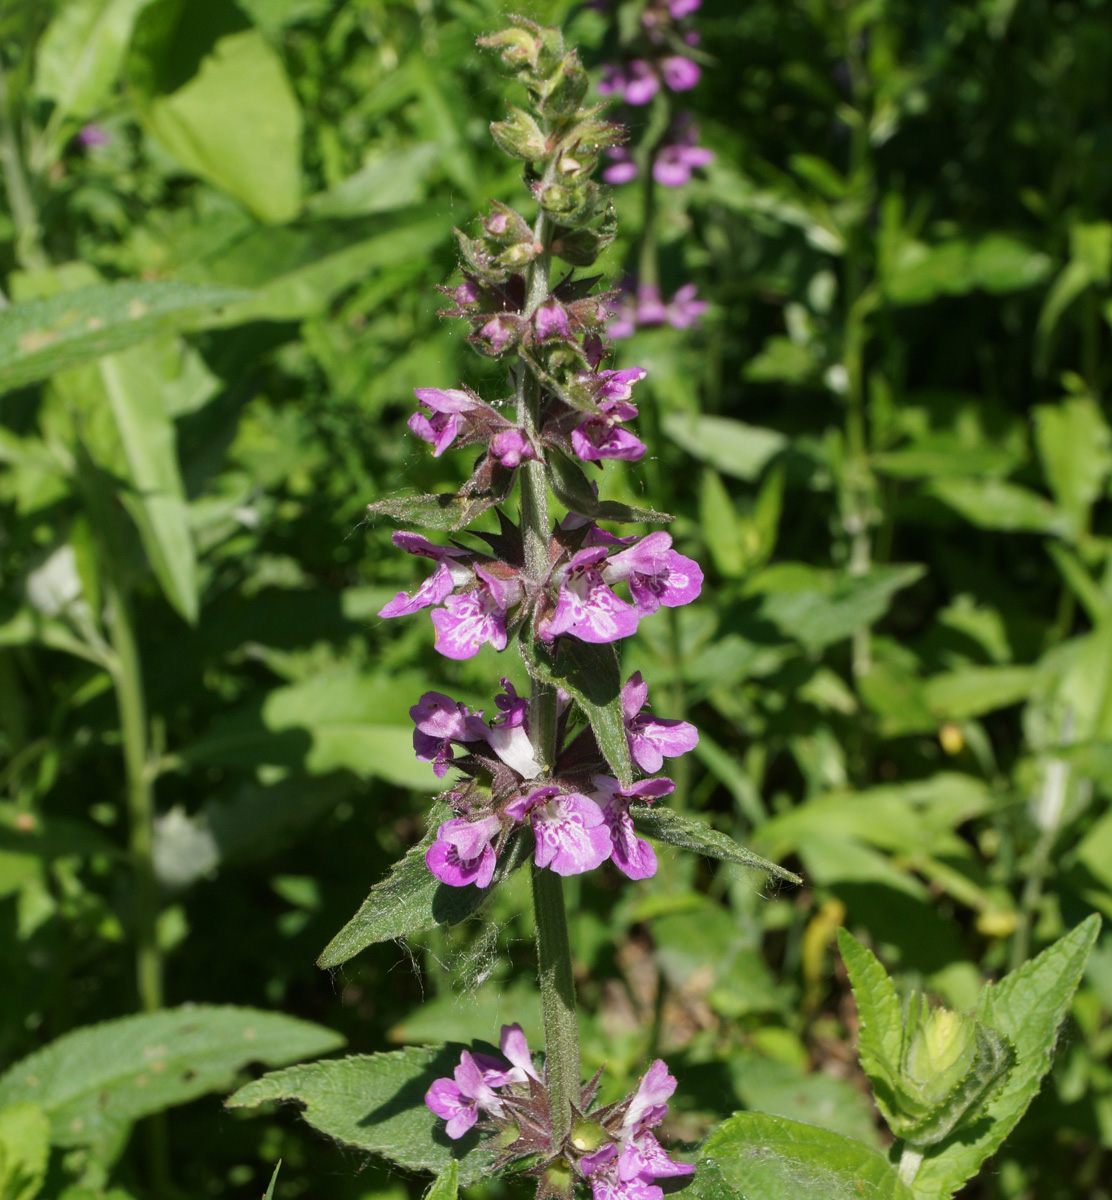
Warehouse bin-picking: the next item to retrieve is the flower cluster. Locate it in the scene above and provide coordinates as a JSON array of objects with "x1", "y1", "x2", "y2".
[
  {"x1": 607, "y1": 281, "x2": 707, "y2": 340},
  {"x1": 426, "y1": 1027, "x2": 694, "y2": 1200},
  {"x1": 416, "y1": 673, "x2": 697, "y2": 885},
  {"x1": 378, "y1": 523, "x2": 702, "y2": 661}
]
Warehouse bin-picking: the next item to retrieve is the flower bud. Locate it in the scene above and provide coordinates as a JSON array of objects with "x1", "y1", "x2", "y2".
[
  {"x1": 536, "y1": 51, "x2": 589, "y2": 117},
  {"x1": 477, "y1": 26, "x2": 542, "y2": 70},
  {"x1": 542, "y1": 1158, "x2": 574, "y2": 1197},
  {"x1": 491, "y1": 106, "x2": 549, "y2": 160},
  {"x1": 903, "y1": 995, "x2": 976, "y2": 1104}
]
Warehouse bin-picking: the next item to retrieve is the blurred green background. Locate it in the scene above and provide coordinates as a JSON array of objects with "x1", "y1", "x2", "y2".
[{"x1": 1, "y1": 0, "x2": 1112, "y2": 1198}]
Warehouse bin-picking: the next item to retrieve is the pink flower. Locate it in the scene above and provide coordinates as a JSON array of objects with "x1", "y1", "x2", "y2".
[
  {"x1": 569, "y1": 367, "x2": 649, "y2": 462},
  {"x1": 592, "y1": 775, "x2": 675, "y2": 880},
  {"x1": 408, "y1": 388, "x2": 474, "y2": 456},
  {"x1": 490, "y1": 428, "x2": 535, "y2": 468},
  {"x1": 410, "y1": 691, "x2": 487, "y2": 777},
  {"x1": 482, "y1": 678, "x2": 543, "y2": 778},
  {"x1": 599, "y1": 60, "x2": 660, "y2": 106},
  {"x1": 653, "y1": 119, "x2": 713, "y2": 187},
  {"x1": 534, "y1": 297, "x2": 570, "y2": 339},
  {"x1": 424, "y1": 1048, "x2": 507, "y2": 1138},
  {"x1": 426, "y1": 815, "x2": 502, "y2": 888},
  {"x1": 665, "y1": 282, "x2": 707, "y2": 328},
  {"x1": 505, "y1": 786, "x2": 612, "y2": 876},
  {"x1": 602, "y1": 532, "x2": 704, "y2": 616},
  {"x1": 621, "y1": 672, "x2": 699, "y2": 773},
  {"x1": 431, "y1": 566, "x2": 522, "y2": 660},
  {"x1": 660, "y1": 55, "x2": 700, "y2": 92},
  {"x1": 377, "y1": 533, "x2": 473, "y2": 619},
  {"x1": 603, "y1": 146, "x2": 639, "y2": 185},
  {"x1": 542, "y1": 547, "x2": 641, "y2": 644}
]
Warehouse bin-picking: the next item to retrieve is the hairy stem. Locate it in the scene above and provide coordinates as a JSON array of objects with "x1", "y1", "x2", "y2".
[
  {"x1": 897, "y1": 1146, "x2": 923, "y2": 1187},
  {"x1": 531, "y1": 863, "x2": 581, "y2": 1146}
]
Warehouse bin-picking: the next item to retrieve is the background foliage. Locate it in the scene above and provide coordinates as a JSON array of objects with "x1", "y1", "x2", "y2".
[{"x1": 1, "y1": 0, "x2": 1111, "y2": 1198}]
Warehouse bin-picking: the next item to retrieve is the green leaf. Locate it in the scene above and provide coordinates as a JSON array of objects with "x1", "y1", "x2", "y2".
[
  {"x1": 262, "y1": 1161, "x2": 281, "y2": 1200},
  {"x1": 138, "y1": 30, "x2": 303, "y2": 224},
  {"x1": 0, "y1": 282, "x2": 247, "y2": 394},
  {"x1": 837, "y1": 930, "x2": 903, "y2": 1101},
  {"x1": 927, "y1": 478, "x2": 1069, "y2": 536},
  {"x1": 545, "y1": 449, "x2": 672, "y2": 524},
  {"x1": 662, "y1": 414, "x2": 787, "y2": 481},
  {"x1": 426, "y1": 1161, "x2": 458, "y2": 1200},
  {"x1": 0, "y1": 1005, "x2": 344, "y2": 1163},
  {"x1": 1033, "y1": 396, "x2": 1112, "y2": 527},
  {"x1": 629, "y1": 805, "x2": 801, "y2": 883},
  {"x1": 883, "y1": 236, "x2": 1052, "y2": 306},
  {"x1": 226, "y1": 1046, "x2": 496, "y2": 1185},
  {"x1": 307, "y1": 143, "x2": 441, "y2": 218},
  {"x1": 698, "y1": 469, "x2": 744, "y2": 577},
  {"x1": 689, "y1": 1112, "x2": 914, "y2": 1200},
  {"x1": 912, "y1": 914, "x2": 1102, "y2": 1200},
  {"x1": 316, "y1": 804, "x2": 527, "y2": 969},
  {"x1": 751, "y1": 564, "x2": 925, "y2": 651},
  {"x1": 34, "y1": 0, "x2": 155, "y2": 129},
  {"x1": 521, "y1": 638, "x2": 632, "y2": 787},
  {"x1": 0, "y1": 1103, "x2": 50, "y2": 1200},
  {"x1": 921, "y1": 666, "x2": 1038, "y2": 722},
  {"x1": 366, "y1": 491, "x2": 504, "y2": 532},
  {"x1": 99, "y1": 348, "x2": 198, "y2": 623}
]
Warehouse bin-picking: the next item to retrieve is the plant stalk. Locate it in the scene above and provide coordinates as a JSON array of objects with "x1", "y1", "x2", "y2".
[
  {"x1": 897, "y1": 1146, "x2": 923, "y2": 1187},
  {"x1": 104, "y1": 571, "x2": 163, "y2": 1014},
  {"x1": 0, "y1": 61, "x2": 47, "y2": 271}
]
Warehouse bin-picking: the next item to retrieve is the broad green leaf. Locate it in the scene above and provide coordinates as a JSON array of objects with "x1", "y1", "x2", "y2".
[
  {"x1": 927, "y1": 478, "x2": 1069, "y2": 537},
  {"x1": 743, "y1": 335, "x2": 818, "y2": 384},
  {"x1": 99, "y1": 349, "x2": 197, "y2": 623},
  {"x1": 521, "y1": 638, "x2": 632, "y2": 787},
  {"x1": 698, "y1": 469, "x2": 744, "y2": 577},
  {"x1": 629, "y1": 805, "x2": 801, "y2": 883},
  {"x1": 0, "y1": 1006, "x2": 344, "y2": 1163},
  {"x1": 307, "y1": 143, "x2": 441, "y2": 218},
  {"x1": 689, "y1": 1112, "x2": 914, "y2": 1200},
  {"x1": 139, "y1": 30, "x2": 302, "y2": 223},
  {"x1": 426, "y1": 1161, "x2": 458, "y2": 1200},
  {"x1": 34, "y1": 0, "x2": 155, "y2": 129},
  {"x1": 837, "y1": 930, "x2": 903, "y2": 1093},
  {"x1": 0, "y1": 282, "x2": 247, "y2": 394},
  {"x1": 921, "y1": 666, "x2": 1038, "y2": 722},
  {"x1": 226, "y1": 1046, "x2": 496, "y2": 1185},
  {"x1": 367, "y1": 491, "x2": 504, "y2": 532},
  {"x1": 751, "y1": 564, "x2": 925, "y2": 651},
  {"x1": 912, "y1": 914, "x2": 1101, "y2": 1200},
  {"x1": 546, "y1": 449, "x2": 672, "y2": 524},
  {"x1": 662, "y1": 413, "x2": 787, "y2": 481},
  {"x1": 883, "y1": 235, "x2": 1051, "y2": 306},
  {"x1": 0, "y1": 1103, "x2": 50, "y2": 1200},
  {"x1": 1033, "y1": 396, "x2": 1112, "y2": 527},
  {"x1": 316, "y1": 804, "x2": 511, "y2": 969}
]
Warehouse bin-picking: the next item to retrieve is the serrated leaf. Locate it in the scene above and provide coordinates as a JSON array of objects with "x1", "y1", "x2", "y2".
[
  {"x1": 226, "y1": 1046, "x2": 496, "y2": 1185},
  {"x1": 521, "y1": 638, "x2": 632, "y2": 786},
  {"x1": 316, "y1": 804, "x2": 512, "y2": 969},
  {"x1": 0, "y1": 1005, "x2": 344, "y2": 1163},
  {"x1": 837, "y1": 930, "x2": 904, "y2": 1104},
  {"x1": 689, "y1": 1112, "x2": 914, "y2": 1200},
  {"x1": 629, "y1": 806, "x2": 802, "y2": 883},
  {"x1": 911, "y1": 914, "x2": 1101, "y2": 1200},
  {"x1": 545, "y1": 450, "x2": 672, "y2": 525},
  {"x1": 0, "y1": 1103, "x2": 50, "y2": 1200},
  {"x1": 367, "y1": 492, "x2": 503, "y2": 532},
  {"x1": 0, "y1": 282, "x2": 248, "y2": 394}
]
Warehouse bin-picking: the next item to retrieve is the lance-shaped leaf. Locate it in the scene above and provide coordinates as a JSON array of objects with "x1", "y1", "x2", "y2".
[
  {"x1": 426, "y1": 1161, "x2": 459, "y2": 1200},
  {"x1": 367, "y1": 491, "x2": 503, "y2": 532},
  {"x1": 317, "y1": 806, "x2": 527, "y2": 969},
  {"x1": 911, "y1": 913, "x2": 1101, "y2": 1200},
  {"x1": 0, "y1": 281, "x2": 247, "y2": 394},
  {"x1": 629, "y1": 805, "x2": 802, "y2": 883},
  {"x1": 546, "y1": 449, "x2": 672, "y2": 525},
  {"x1": 521, "y1": 637, "x2": 632, "y2": 787},
  {"x1": 0, "y1": 1006, "x2": 343, "y2": 1164},
  {"x1": 688, "y1": 1112, "x2": 914, "y2": 1200},
  {"x1": 263, "y1": 1161, "x2": 281, "y2": 1200},
  {"x1": 227, "y1": 1046, "x2": 497, "y2": 1185}
]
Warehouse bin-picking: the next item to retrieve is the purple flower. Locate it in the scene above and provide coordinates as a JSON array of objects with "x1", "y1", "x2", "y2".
[
  {"x1": 495, "y1": 1022, "x2": 541, "y2": 1083},
  {"x1": 665, "y1": 282, "x2": 707, "y2": 329},
  {"x1": 408, "y1": 388, "x2": 474, "y2": 456},
  {"x1": 660, "y1": 55, "x2": 700, "y2": 92},
  {"x1": 411, "y1": 691, "x2": 487, "y2": 777},
  {"x1": 377, "y1": 533, "x2": 473, "y2": 619},
  {"x1": 653, "y1": 137, "x2": 713, "y2": 188},
  {"x1": 476, "y1": 315, "x2": 516, "y2": 354},
  {"x1": 77, "y1": 123, "x2": 110, "y2": 148},
  {"x1": 569, "y1": 367, "x2": 649, "y2": 462},
  {"x1": 483, "y1": 678, "x2": 543, "y2": 778},
  {"x1": 505, "y1": 786, "x2": 612, "y2": 875},
  {"x1": 602, "y1": 532, "x2": 703, "y2": 616},
  {"x1": 606, "y1": 280, "x2": 707, "y2": 339},
  {"x1": 668, "y1": 0, "x2": 701, "y2": 15},
  {"x1": 593, "y1": 775, "x2": 674, "y2": 880},
  {"x1": 490, "y1": 428, "x2": 535, "y2": 469},
  {"x1": 426, "y1": 815, "x2": 502, "y2": 888},
  {"x1": 603, "y1": 146, "x2": 639, "y2": 185},
  {"x1": 621, "y1": 672, "x2": 699, "y2": 773},
  {"x1": 599, "y1": 60, "x2": 659, "y2": 106},
  {"x1": 534, "y1": 298, "x2": 570, "y2": 339},
  {"x1": 425, "y1": 1049, "x2": 506, "y2": 1138},
  {"x1": 541, "y1": 547, "x2": 641, "y2": 644},
  {"x1": 431, "y1": 566, "x2": 522, "y2": 660}
]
